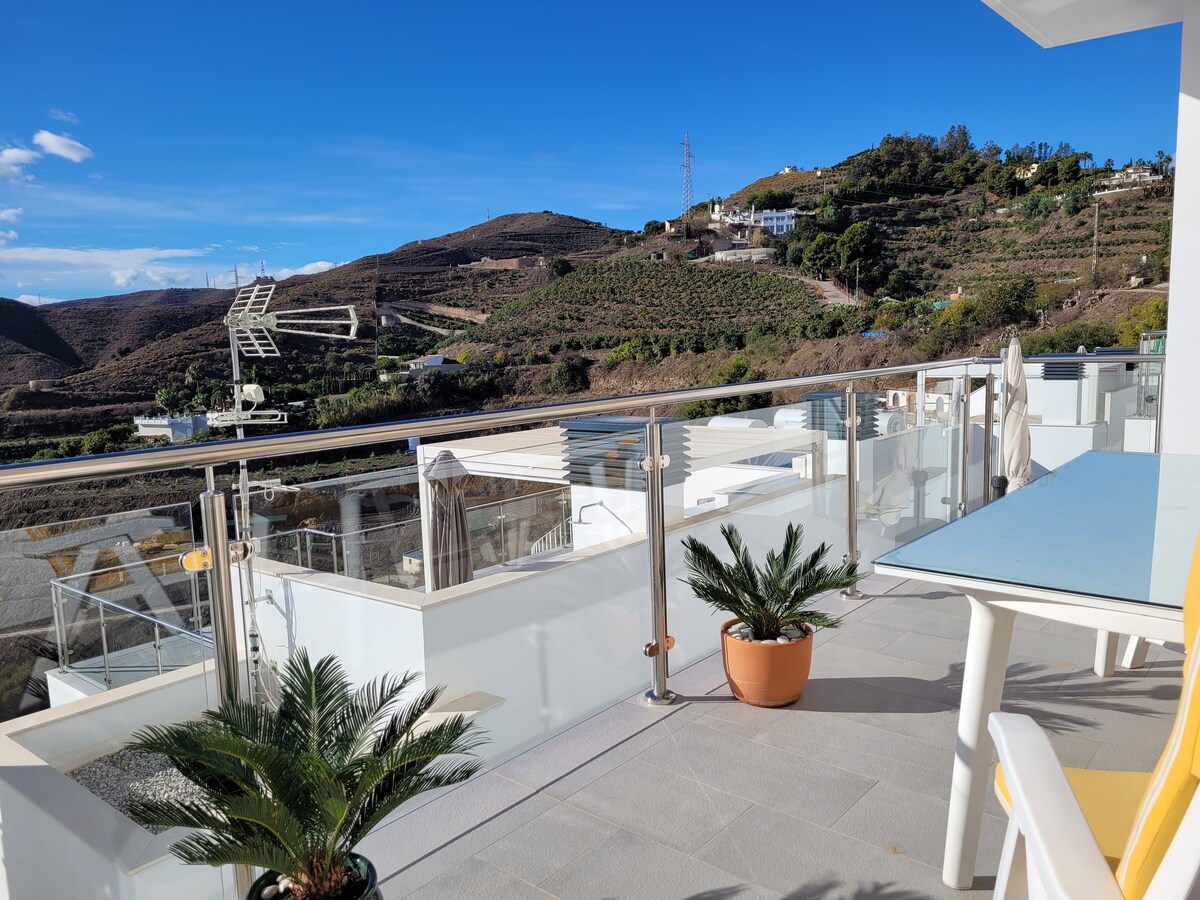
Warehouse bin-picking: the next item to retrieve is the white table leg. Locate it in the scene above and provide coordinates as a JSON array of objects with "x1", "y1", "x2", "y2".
[
  {"x1": 1094, "y1": 630, "x2": 1119, "y2": 677},
  {"x1": 1122, "y1": 636, "x2": 1150, "y2": 669},
  {"x1": 944, "y1": 595, "x2": 1016, "y2": 890}
]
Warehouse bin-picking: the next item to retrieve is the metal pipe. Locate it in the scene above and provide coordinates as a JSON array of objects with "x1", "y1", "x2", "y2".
[
  {"x1": 199, "y1": 490, "x2": 241, "y2": 708},
  {"x1": 842, "y1": 385, "x2": 864, "y2": 599},
  {"x1": 153, "y1": 623, "x2": 163, "y2": 676},
  {"x1": 958, "y1": 374, "x2": 971, "y2": 517},
  {"x1": 642, "y1": 417, "x2": 675, "y2": 706},
  {"x1": 51, "y1": 583, "x2": 67, "y2": 672},
  {"x1": 982, "y1": 372, "x2": 995, "y2": 504},
  {"x1": 0, "y1": 353, "x2": 1166, "y2": 492},
  {"x1": 98, "y1": 604, "x2": 111, "y2": 689},
  {"x1": 1155, "y1": 363, "x2": 1165, "y2": 453}
]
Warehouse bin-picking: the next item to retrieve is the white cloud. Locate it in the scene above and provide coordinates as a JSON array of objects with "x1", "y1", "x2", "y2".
[
  {"x1": 33, "y1": 131, "x2": 94, "y2": 163},
  {"x1": 48, "y1": 109, "x2": 78, "y2": 124},
  {"x1": 272, "y1": 260, "x2": 344, "y2": 280},
  {"x1": 0, "y1": 208, "x2": 21, "y2": 223},
  {"x1": 0, "y1": 245, "x2": 207, "y2": 289},
  {"x1": 0, "y1": 230, "x2": 16, "y2": 245},
  {"x1": 0, "y1": 147, "x2": 41, "y2": 181},
  {"x1": 16, "y1": 294, "x2": 66, "y2": 305}
]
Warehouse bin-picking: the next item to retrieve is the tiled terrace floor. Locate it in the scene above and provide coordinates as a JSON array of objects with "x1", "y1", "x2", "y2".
[{"x1": 361, "y1": 575, "x2": 1185, "y2": 899}]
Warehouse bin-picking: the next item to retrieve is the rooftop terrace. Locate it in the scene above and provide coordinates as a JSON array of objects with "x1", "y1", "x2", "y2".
[{"x1": 357, "y1": 574, "x2": 1183, "y2": 899}]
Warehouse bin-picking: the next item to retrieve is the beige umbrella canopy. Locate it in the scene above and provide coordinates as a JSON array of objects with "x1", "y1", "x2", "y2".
[
  {"x1": 423, "y1": 450, "x2": 475, "y2": 591},
  {"x1": 1003, "y1": 338, "x2": 1032, "y2": 491}
]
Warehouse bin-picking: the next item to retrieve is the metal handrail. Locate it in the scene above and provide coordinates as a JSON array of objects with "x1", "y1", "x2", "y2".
[
  {"x1": 55, "y1": 583, "x2": 212, "y2": 643},
  {"x1": 0, "y1": 355, "x2": 967, "y2": 490},
  {"x1": 0, "y1": 353, "x2": 1164, "y2": 491}
]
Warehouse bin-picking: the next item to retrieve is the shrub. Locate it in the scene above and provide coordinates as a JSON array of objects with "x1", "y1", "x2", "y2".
[{"x1": 541, "y1": 355, "x2": 591, "y2": 394}]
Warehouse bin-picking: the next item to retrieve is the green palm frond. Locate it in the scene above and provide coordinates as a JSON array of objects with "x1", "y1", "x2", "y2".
[
  {"x1": 126, "y1": 649, "x2": 483, "y2": 899},
  {"x1": 682, "y1": 522, "x2": 859, "y2": 639}
]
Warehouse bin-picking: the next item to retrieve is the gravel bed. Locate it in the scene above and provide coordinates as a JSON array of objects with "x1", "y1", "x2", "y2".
[{"x1": 69, "y1": 748, "x2": 206, "y2": 834}]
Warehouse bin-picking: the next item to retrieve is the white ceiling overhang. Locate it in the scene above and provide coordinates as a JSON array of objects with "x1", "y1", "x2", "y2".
[{"x1": 981, "y1": 0, "x2": 1182, "y2": 47}]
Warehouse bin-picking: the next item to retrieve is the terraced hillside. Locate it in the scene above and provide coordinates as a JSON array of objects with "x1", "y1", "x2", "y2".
[{"x1": 477, "y1": 259, "x2": 821, "y2": 348}]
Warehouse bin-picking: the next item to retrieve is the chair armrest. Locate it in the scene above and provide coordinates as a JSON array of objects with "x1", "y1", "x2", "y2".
[{"x1": 989, "y1": 713, "x2": 1123, "y2": 900}]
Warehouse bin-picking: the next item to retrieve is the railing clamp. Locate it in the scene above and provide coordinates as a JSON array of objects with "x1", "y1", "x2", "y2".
[
  {"x1": 180, "y1": 540, "x2": 254, "y2": 573},
  {"x1": 640, "y1": 453, "x2": 670, "y2": 473},
  {"x1": 843, "y1": 415, "x2": 862, "y2": 430},
  {"x1": 842, "y1": 550, "x2": 861, "y2": 566},
  {"x1": 643, "y1": 635, "x2": 676, "y2": 658}
]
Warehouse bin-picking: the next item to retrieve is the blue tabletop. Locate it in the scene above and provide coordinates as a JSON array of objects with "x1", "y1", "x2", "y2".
[{"x1": 874, "y1": 452, "x2": 1200, "y2": 609}]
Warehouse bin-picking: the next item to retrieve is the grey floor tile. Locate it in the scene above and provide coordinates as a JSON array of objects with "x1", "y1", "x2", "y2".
[
  {"x1": 821, "y1": 620, "x2": 904, "y2": 654},
  {"x1": 494, "y1": 701, "x2": 684, "y2": 799},
  {"x1": 475, "y1": 802, "x2": 616, "y2": 886},
  {"x1": 811, "y1": 644, "x2": 961, "y2": 708},
  {"x1": 832, "y1": 780, "x2": 1008, "y2": 872},
  {"x1": 565, "y1": 757, "x2": 752, "y2": 853},
  {"x1": 862, "y1": 692, "x2": 961, "y2": 748},
  {"x1": 404, "y1": 856, "x2": 553, "y2": 899},
  {"x1": 695, "y1": 803, "x2": 993, "y2": 899},
  {"x1": 788, "y1": 676, "x2": 900, "y2": 720},
  {"x1": 1087, "y1": 739, "x2": 1166, "y2": 772},
  {"x1": 367, "y1": 775, "x2": 554, "y2": 896},
  {"x1": 637, "y1": 720, "x2": 877, "y2": 827},
  {"x1": 541, "y1": 828, "x2": 777, "y2": 900},
  {"x1": 754, "y1": 711, "x2": 956, "y2": 803}
]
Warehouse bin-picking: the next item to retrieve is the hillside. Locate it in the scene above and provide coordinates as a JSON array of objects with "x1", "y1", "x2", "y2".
[{"x1": 0, "y1": 131, "x2": 1175, "y2": 458}]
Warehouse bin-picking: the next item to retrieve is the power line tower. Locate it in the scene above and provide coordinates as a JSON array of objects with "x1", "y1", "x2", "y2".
[{"x1": 680, "y1": 132, "x2": 695, "y2": 219}]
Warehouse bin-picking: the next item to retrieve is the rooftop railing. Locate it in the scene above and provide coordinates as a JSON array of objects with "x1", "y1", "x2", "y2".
[{"x1": 0, "y1": 349, "x2": 1167, "y2": 722}]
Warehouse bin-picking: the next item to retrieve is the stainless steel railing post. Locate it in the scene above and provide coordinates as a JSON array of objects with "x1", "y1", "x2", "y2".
[
  {"x1": 199, "y1": 490, "x2": 242, "y2": 708},
  {"x1": 51, "y1": 583, "x2": 67, "y2": 672},
  {"x1": 197, "y1": 488, "x2": 256, "y2": 899},
  {"x1": 957, "y1": 374, "x2": 971, "y2": 517},
  {"x1": 98, "y1": 604, "x2": 112, "y2": 689},
  {"x1": 642, "y1": 417, "x2": 675, "y2": 706},
  {"x1": 982, "y1": 372, "x2": 995, "y2": 504},
  {"x1": 1155, "y1": 363, "x2": 1165, "y2": 453},
  {"x1": 842, "y1": 385, "x2": 864, "y2": 598},
  {"x1": 153, "y1": 623, "x2": 163, "y2": 676}
]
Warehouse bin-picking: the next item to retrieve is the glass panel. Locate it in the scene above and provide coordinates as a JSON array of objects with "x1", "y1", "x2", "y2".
[
  {"x1": 240, "y1": 422, "x2": 653, "y2": 761},
  {"x1": 661, "y1": 392, "x2": 849, "y2": 670}
]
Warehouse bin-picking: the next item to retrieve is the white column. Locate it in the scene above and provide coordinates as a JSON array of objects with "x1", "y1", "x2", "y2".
[{"x1": 1162, "y1": 11, "x2": 1200, "y2": 454}]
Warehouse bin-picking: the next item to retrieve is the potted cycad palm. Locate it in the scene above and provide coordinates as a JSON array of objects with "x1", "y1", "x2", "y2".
[
  {"x1": 683, "y1": 522, "x2": 858, "y2": 707},
  {"x1": 126, "y1": 651, "x2": 484, "y2": 900}
]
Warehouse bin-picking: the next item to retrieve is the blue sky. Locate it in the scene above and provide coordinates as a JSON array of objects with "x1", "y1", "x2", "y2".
[{"x1": 0, "y1": 1, "x2": 1183, "y2": 301}]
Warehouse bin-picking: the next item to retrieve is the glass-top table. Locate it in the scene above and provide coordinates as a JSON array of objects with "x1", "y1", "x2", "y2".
[
  {"x1": 873, "y1": 451, "x2": 1194, "y2": 890},
  {"x1": 875, "y1": 451, "x2": 1200, "y2": 609}
]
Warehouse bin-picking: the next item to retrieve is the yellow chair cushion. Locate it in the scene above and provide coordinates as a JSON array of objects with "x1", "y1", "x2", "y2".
[{"x1": 994, "y1": 765, "x2": 1152, "y2": 872}]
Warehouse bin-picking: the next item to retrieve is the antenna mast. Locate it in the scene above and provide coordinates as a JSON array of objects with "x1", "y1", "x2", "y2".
[{"x1": 680, "y1": 132, "x2": 694, "y2": 219}]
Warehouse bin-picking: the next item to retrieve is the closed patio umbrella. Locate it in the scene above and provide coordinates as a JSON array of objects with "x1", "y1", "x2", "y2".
[
  {"x1": 1003, "y1": 337, "x2": 1032, "y2": 491},
  {"x1": 423, "y1": 450, "x2": 474, "y2": 590}
]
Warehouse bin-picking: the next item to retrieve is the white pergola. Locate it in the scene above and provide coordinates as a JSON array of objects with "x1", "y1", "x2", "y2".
[{"x1": 981, "y1": 0, "x2": 1195, "y2": 454}]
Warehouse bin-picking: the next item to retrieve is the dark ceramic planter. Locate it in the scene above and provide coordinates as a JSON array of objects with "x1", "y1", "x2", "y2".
[{"x1": 247, "y1": 853, "x2": 381, "y2": 900}]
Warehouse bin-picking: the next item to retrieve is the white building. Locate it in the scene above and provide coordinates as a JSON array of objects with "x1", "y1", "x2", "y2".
[
  {"x1": 132, "y1": 414, "x2": 208, "y2": 443},
  {"x1": 721, "y1": 207, "x2": 802, "y2": 235}
]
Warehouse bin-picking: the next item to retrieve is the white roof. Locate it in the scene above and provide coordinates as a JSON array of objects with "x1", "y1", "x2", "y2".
[{"x1": 981, "y1": 0, "x2": 1182, "y2": 47}]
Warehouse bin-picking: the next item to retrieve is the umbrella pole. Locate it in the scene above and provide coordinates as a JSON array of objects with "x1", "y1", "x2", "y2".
[{"x1": 994, "y1": 352, "x2": 1009, "y2": 500}]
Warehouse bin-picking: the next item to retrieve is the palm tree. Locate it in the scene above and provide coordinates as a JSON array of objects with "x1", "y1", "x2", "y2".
[
  {"x1": 682, "y1": 522, "x2": 858, "y2": 640},
  {"x1": 126, "y1": 651, "x2": 484, "y2": 900}
]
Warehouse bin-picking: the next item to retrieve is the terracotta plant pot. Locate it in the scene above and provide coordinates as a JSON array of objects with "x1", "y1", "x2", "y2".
[
  {"x1": 719, "y1": 617, "x2": 814, "y2": 707},
  {"x1": 247, "y1": 853, "x2": 382, "y2": 900}
]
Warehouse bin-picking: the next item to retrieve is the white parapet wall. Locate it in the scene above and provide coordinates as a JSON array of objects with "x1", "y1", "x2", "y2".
[{"x1": 0, "y1": 665, "x2": 229, "y2": 900}]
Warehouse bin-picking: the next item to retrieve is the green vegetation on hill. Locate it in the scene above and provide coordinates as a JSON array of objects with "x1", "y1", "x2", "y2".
[{"x1": 477, "y1": 258, "x2": 827, "y2": 351}]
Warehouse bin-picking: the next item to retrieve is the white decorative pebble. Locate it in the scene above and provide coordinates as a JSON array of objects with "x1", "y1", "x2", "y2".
[
  {"x1": 278, "y1": 877, "x2": 293, "y2": 892},
  {"x1": 261, "y1": 886, "x2": 279, "y2": 900},
  {"x1": 776, "y1": 636, "x2": 790, "y2": 643}
]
